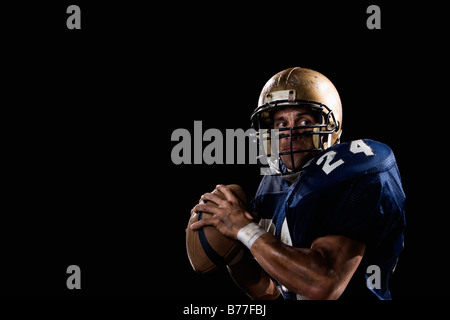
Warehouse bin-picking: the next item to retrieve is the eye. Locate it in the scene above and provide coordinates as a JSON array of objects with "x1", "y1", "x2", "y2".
[
  {"x1": 275, "y1": 121, "x2": 287, "y2": 128},
  {"x1": 299, "y1": 120, "x2": 312, "y2": 126}
]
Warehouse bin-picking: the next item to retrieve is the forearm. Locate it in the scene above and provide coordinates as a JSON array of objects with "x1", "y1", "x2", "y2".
[
  {"x1": 226, "y1": 249, "x2": 280, "y2": 300},
  {"x1": 249, "y1": 233, "x2": 336, "y2": 300}
]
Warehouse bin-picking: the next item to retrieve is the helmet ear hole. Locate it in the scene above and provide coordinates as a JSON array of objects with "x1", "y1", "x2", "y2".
[{"x1": 325, "y1": 112, "x2": 337, "y2": 131}]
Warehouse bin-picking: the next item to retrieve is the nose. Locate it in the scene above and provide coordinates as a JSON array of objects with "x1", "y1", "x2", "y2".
[{"x1": 278, "y1": 127, "x2": 304, "y2": 141}]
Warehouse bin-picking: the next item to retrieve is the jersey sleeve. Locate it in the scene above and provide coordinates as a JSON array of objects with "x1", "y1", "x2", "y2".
[{"x1": 310, "y1": 167, "x2": 405, "y2": 248}]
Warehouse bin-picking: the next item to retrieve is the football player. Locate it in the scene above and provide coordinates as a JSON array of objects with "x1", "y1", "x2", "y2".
[{"x1": 190, "y1": 67, "x2": 406, "y2": 300}]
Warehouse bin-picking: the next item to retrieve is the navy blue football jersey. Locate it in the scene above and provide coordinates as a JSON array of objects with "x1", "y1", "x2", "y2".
[{"x1": 252, "y1": 139, "x2": 406, "y2": 300}]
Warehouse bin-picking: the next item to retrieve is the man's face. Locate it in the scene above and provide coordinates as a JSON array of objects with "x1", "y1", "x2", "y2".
[{"x1": 273, "y1": 107, "x2": 318, "y2": 171}]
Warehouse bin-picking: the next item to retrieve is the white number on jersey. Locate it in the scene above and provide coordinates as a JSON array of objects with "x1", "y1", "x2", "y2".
[
  {"x1": 317, "y1": 140, "x2": 375, "y2": 175},
  {"x1": 349, "y1": 139, "x2": 374, "y2": 156},
  {"x1": 316, "y1": 151, "x2": 345, "y2": 175}
]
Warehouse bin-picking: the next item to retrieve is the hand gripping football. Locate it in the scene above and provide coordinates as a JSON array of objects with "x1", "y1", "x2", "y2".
[{"x1": 186, "y1": 184, "x2": 247, "y2": 274}]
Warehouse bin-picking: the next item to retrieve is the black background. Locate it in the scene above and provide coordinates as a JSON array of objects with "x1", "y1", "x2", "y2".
[{"x1": 1, "y1": 0, "x2": 448, "y2": 306}]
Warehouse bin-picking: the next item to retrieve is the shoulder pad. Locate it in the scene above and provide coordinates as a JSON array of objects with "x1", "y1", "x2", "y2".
[{"x1": 304, "y1": 139, "x2": 397, "y2": 185}]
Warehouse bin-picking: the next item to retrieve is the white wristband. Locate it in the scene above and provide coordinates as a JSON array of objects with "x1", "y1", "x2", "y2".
[{"x1": 236, "y1": 223, "x2": 267, "y2": 249}]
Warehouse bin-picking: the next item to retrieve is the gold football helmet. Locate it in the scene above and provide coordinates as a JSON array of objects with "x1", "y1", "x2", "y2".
[{"x1": 251, "y1": 67, "x2": 343, "y2": 174}]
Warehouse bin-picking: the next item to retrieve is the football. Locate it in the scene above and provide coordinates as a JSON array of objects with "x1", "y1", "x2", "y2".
[{"x1": 186, "y1": 184, "x2": 247, "y2": 274}]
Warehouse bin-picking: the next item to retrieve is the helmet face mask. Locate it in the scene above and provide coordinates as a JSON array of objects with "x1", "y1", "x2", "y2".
[
  {"x1": 251, "y1": 100, "x2": 339, "y2": 174},
  {"x1": 251, "y1": 68, "x2": 343, "y2": 176}
]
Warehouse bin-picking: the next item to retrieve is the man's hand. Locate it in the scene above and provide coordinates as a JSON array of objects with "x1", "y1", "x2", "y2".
[{"x1": 190, "y1": 185, "x2": 254, "y2": 239}]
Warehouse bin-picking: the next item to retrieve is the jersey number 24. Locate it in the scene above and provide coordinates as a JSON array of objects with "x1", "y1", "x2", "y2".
[{"x1": 316, "y1": 140, "x2": 374, "y2": 175}]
